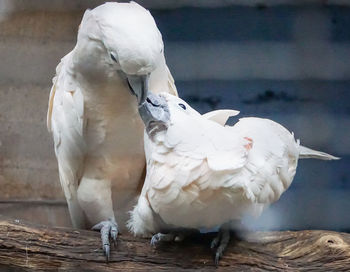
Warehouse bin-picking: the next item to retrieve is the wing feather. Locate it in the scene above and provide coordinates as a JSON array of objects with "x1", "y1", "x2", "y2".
[
  {"x1": 202, "y1": 109, "x2": 239, "y2": 126},
  {"x1": 47, "y1": 59, "x2": 64, "y2": 132},
  {"x1": 47, "y1": 54, "x2": 86, "y2": 228},
  {"x1": 141, "y1": 106, "x2": 302, "y2": 228},
  {"x1": 166, "y1": 65, "x2": 178, "y2": 97},
  {"x1": 144, "y1": 119, "x2": 251, "y2": 224},
  {"x1": 230, "y1": 117, "x2": 300, "y2": 207}
]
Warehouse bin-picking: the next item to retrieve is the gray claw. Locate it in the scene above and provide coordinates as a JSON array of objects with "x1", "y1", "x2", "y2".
[
  {"x1": 92, "y1": 219, "x2": 118, "y2": 261},
  {"x1": 210, "y1": 225, "x2": 231, "y2": 266},
  {"x1": 150, "y1": 233, "x2": 161, "y2": 247},
  {"x1": 210, "y1": 235, "x2": 220, "y2": 249},
  {"x1": 215, "y1": 251, "x2": 222, "y2": 267},
  {"x1": 104, "y1": 244, "x2": 110, "y2": 262},
  {"x1": 150, "y1": 233, "x2": 176, "y2": 247},
  {"x1": 111, "y1": 224, "x2": 118, "y2": 247}
]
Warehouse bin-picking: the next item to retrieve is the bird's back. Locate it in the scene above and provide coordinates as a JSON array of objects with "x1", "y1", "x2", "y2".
[
  {"x1": 142, "y1": 117, "x2": 300, "y2": 230},
  {"x1": 230, "y1": 117, "x2": 300, "y2": 207}
]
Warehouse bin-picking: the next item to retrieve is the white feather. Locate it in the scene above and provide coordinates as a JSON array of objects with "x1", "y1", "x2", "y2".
[
  {"x1": 202, "y1": 109, "x2": 240, "y2": 126},
  {"x1": 47, "y1": 2, "x2": 177, "y2": 229},
  {"x1": 129, "y1": 94, "x2": 338, "y2": 235}
]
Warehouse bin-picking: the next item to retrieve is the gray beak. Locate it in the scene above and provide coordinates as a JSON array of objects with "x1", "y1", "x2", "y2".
[
  {"x1": 138, "y1": 93, "x2": 170, "y2": 131},
  {"x1": 127, "y1": 74, "x2": 149, "y2": 105}
]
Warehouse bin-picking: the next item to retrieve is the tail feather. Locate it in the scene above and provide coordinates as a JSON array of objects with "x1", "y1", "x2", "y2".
[{"x1": 299, "y1": 145, "x2": 340, "y2": 160}]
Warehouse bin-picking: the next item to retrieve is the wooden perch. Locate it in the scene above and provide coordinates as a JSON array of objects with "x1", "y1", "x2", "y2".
[{"x1": 0, "y1": 216, "x2": 350, "y2": 271}]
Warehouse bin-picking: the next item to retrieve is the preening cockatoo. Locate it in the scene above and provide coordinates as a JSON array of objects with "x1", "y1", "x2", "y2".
[
  {"x1": 129, "y1": 93, "x2": 339, "y2": 264},
  {"x1": 47, "y1": 2, "x2": 177, "y2": 259}
]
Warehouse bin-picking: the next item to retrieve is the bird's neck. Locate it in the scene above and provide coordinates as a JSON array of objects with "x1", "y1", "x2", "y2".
[{"x1": 72, "y1": 66, "x2": 139, "y2": 117}]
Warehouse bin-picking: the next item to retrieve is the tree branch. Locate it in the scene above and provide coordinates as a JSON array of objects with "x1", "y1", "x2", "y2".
[{"x1": 0, "y1": 216, "x2": 349, "y2": 271}]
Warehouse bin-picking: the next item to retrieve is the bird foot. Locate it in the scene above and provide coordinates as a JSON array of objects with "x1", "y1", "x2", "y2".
[
  {"x1": 210, "y1": 226, "x2": 231, "y2": 267},
  {"x1": 150, "y1": 232, "x2": 177, "y2": 246},
  {"x1": 150, "y1": 229, "x2": 198, "y2": 247},
  {"x1": 151, "y1": 230, "x2": 194, "y2": 246},
  {"x1": 92, "y1": 218, "x2": 118, "y2": 261}
]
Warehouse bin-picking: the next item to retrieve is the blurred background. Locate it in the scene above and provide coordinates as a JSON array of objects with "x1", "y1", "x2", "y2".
[{"x1": 0, "y1": 0, "x2": 349, "y2": 231}]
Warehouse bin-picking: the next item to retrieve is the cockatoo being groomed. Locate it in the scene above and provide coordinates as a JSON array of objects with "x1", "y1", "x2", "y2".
[
  {"x1": 129, "y1": 93, "x2": 339, "y2": 265},
  {"x1": 47, "y1": 2, "x2": 177, "y2": 259}
]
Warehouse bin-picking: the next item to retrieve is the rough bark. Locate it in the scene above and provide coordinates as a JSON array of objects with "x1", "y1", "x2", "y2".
[{"x1": 0, "y1": 216, "x2": 349, "y2": 271}]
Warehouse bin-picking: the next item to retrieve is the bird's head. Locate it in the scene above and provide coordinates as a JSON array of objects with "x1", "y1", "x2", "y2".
[
  {"x1": 73, "y1": 2, "x2": 164, "y2": 104},
  {"x1": 138, "y1": 92, "x2": 200, "y2": 136}
]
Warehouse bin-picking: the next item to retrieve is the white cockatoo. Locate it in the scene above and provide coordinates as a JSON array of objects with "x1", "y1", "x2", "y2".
[
  {"x1": 47, "y1": 2, "x2": 177, "y2": 259},
  {"x1": 129, "y1": 92, "x2": 339, "y2": 264}
]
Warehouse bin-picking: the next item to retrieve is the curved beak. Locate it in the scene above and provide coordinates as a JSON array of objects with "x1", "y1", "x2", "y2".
[
  {"x1": 138, "y1": 93, "x2": 170, "y2": 131},
  {"x1": 127, "y1": 74, "x2": 149, "y2": 105}
]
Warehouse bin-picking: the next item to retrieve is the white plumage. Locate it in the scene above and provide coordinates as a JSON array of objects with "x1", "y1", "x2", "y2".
[
  {"x1": 129, "y1": 93, "x2": 338, "y2": 237},
  {"x1": 47, "y1": 1, "x2": 177, "y2": 249}
]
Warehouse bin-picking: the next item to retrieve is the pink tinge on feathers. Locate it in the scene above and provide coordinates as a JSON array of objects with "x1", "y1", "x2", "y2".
[{"x1": 244, "y1": 137, "x2": 253, "y2": 150}]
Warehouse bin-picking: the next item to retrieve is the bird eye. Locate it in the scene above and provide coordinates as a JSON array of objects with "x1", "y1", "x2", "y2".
[
  {"x1": 110, "y1": 53, "x2": 117, "y2": 62},
  {"x1": 178, "y1": 103, "x2": 186, "y2": 110}
]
